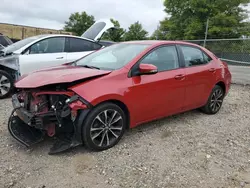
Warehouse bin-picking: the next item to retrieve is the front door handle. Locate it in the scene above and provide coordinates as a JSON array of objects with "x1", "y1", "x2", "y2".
[
  {"x1": 175, "y1": 74, "x2": 185, "y2": 80},
  {"x1": 56, "y1": 57, "x2": 64, "y2": 59},
  {"x1": 209, "y1": 68, "x2": 216, "y2": 73}
]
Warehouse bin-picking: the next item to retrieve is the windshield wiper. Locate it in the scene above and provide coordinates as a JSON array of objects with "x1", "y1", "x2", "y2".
[{"x1": 78, "y1": 65, "x2": 100, "y2": 70}]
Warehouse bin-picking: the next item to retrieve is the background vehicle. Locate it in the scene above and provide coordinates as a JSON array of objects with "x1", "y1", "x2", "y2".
[
  {"x1": 0, "y1": 44, "x2": 4, "y2": 51},
  {"x1": 0, "y1": 33, "x2": 13, "y2": 49},
  {"x1": 98, "y1": 40, "x2": 116, "y2": 46},
  {"x1": 8, "y1": 41, "x2": 232, "y2": 154},
  {"x1": 0, "y1": 19, "x2": 114, "y2": 99}
]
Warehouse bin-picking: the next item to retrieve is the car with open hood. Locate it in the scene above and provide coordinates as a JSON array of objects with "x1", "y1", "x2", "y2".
[
  {"x1": 8, "y1": 41, "x2": 232, "y2": 154},
  {"x1": 0, "y1": 33, "x2": 13, "y2": 50},
  {"x1": 0, "y1": 19, "x2": 115, "y2": 99}
]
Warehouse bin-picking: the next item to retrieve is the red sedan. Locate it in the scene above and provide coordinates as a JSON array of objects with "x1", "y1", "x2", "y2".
[{"x1": 9, "y1": 41, "x2": 231, "y2": 154}]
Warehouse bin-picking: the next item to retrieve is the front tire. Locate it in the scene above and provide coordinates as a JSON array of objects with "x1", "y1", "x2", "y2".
[
  {"x1": 0, "y1": 70, "x2": 14, "y2": 99},
  {"x1": 82, "y1": 102, "x2": 127, "y2": 151},
  {"x1": 201, "y1": 85, "x2": 224, "y2": 114}
]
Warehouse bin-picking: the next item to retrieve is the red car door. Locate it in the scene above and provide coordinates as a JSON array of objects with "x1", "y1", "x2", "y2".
[
  {"x1": 178, "y1": 45, "x2": 217, "y2": 110},
  {"x1": 128, "y1": 45, "x2": 186, "y2": 125}
]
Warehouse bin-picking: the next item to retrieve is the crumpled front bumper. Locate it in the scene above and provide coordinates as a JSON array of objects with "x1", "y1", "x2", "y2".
[
  {"x1": 8, "y1": 115, "x2": 44, "y2": 147},
  {"x1": 8, "y1": 94, "x2": 91, "y2": 154},
  {"x1": 8, "y1": 94, "x2": 44, "y2": 147}
]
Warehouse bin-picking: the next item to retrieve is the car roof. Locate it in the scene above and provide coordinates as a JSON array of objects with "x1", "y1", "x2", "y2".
[
  {"x1": 35, "y1": 34, "x2": 96, "y2": 42},
  {"x1": 123, "y1": 40, "x2": 201, "y2": 48}
]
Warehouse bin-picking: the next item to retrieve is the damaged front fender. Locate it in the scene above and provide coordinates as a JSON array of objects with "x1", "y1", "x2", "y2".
[{"x1": 0, "y1": 54, "x2": 19, "y2": 71}]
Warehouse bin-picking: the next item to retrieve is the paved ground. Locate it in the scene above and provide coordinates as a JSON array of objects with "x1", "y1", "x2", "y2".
[
  {"x1": 229, "y1": 65, "x2": 250, "y2": 85},
  {"x1": 0, "y1": 85, "x2": 250, "y2": 188}
]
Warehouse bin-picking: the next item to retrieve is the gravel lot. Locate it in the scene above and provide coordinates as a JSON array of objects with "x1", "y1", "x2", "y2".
[{"x1": 0, "y1": 84, "x2": 250, "y2": 188}]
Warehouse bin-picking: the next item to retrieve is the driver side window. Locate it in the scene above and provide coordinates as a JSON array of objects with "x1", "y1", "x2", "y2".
[
  {"x1": 29, "y1": 37, "x2": 65, "y2": 54},
  {"x1": 140, "y1": 45, "x2": 180, "y2": 72}
]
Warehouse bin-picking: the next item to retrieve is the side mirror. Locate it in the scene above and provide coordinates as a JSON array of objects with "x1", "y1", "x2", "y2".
[{"x1": 139, "y1": 63, "x2": 158, "y2": 75}]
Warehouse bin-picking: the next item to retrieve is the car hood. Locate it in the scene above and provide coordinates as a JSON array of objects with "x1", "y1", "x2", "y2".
[
  {"x1": 81, "y1": 19, "x2": 115, "y2": 41},
  {"x1": 15, "y1": 65, "x2": 111, "y2": 88}
]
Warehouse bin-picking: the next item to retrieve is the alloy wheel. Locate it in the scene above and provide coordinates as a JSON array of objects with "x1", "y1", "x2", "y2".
[
  {"x1": 210, "y1": 88, "x2": 224, "y2": 113},
  {"x1": 0, "y1": 74, "x2": 11, "y2": 97},
  {"x1": 90, "y1": 109, "x2": 123, "y2": 147}
]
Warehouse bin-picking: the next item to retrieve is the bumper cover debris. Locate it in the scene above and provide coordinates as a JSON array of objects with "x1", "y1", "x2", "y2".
[{"x1": 8, "y1": 115, "x2": 44, "y2": 147}]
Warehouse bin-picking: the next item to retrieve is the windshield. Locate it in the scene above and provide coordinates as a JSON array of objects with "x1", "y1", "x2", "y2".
[
  {"x1": 76, "y1": 43, "x2": 150, "y2": 70},
  {"x1": 2, "y1": 35, "x2": 46, "y2": 54}
]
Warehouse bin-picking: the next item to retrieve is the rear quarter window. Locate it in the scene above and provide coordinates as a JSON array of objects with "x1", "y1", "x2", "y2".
[{"x1": 68, "y1": 38, "x2": 102, "y2": 52}]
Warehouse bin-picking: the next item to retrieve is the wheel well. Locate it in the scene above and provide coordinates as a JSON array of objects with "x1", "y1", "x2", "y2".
[
  {"x1": 0, "y1": 65, "x2": 12, "y2": 72},
  {"x1": 216, "y1": 81, "x2": 226, "y2": 94},
  {"x1": 98, "y1": 100, "x2": 130, "y2": 129},
  {"x1": 0, "y1": 65, "x2": 17, "y2": 80}
]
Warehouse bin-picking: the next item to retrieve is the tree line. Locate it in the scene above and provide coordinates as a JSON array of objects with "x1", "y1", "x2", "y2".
[{"x1": 64, "y1": 0, "x2": 250, "y2": 41}]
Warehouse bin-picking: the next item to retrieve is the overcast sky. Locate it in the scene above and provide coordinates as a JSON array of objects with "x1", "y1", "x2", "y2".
[
  {"x1": 0, "y1": 0, "x2": 166, "y2": 34},
  {"x1": 0, "y1": 0, "x2": 249, "y2": 35}
]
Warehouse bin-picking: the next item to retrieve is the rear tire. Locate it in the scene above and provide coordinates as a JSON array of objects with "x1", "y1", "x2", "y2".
[
  {"x1": 201, "y1": 85, "x2": 224, "y2": 114},
  {"x1": 82, "y1": 102, "x2": 127, "y2": 151},
  {"x1": 0, "y1": 70, "x2": 14, "y2": 99}
]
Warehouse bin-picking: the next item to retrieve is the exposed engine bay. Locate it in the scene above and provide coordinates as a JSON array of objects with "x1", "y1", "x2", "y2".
[{"x1": 8, "y1": 88, "x2": 90, "y2": 154}]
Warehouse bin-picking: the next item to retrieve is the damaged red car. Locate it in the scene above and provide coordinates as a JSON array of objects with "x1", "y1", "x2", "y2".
[{"x1": 8, "y1": 41, "x2": 231, "y2": 154}]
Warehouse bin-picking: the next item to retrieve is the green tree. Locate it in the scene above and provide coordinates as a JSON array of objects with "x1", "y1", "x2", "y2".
[
  {"x1": 239, "y1": 22, "x2": 250, "y2": 37},
  {"x1": 151, "y1": 19, "x2": 169, "y2": 40},
  {"x1": 102, "y1": 19, "x2": 126, "y2": 42},
  {"x1": 64, "y1": 12, "x2": 95, "y2": 36},
  {"x1": 154, "y1": 0, "x2": 250, "y2": 40},
  {"x1": 123, "y1": 21, "x2": 148, "y2": 41}
]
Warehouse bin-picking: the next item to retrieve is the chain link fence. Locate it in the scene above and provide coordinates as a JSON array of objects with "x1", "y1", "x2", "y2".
[{"x1": 185, "y1": 38, "x2": 250, "y2": 66}]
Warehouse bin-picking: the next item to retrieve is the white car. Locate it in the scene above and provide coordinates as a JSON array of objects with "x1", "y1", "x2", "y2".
[{"x1": 0, "y1": 19, "x2": 115, "y2": 99}]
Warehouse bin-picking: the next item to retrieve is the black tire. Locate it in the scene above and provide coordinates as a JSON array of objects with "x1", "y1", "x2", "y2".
[
  {"x1": 0, "y1": 70, "x2": 14, "y2": 99},
  {"x1": 201, "y1": 85, "x2": 224, "y2": 114},
  {"x1": 82, "y1": 102, "x2": 127, "y2": 151}
]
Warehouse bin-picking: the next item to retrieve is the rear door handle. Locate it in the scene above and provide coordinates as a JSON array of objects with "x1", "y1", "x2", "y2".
[
  {"x1": 175, "y1": 74, "x2": 185, "y2": 80},
  {"x1": 209, "y1": 68, "x2": 216, "y2": 73},
  {"x1": 56, "y1": 57, "x2": 64, "y2": 59}
]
